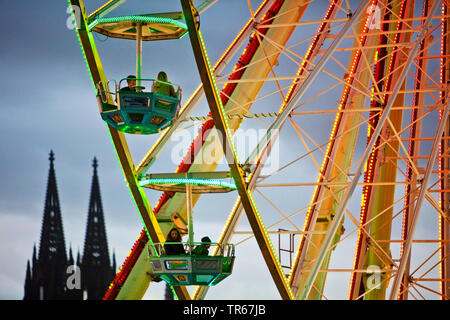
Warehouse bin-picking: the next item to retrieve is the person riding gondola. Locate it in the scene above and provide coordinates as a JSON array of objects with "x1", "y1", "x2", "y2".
[
  {"x1": 192, "y1": 236, "x2": 212, "y2": 256},
  {"x1": 120, "y1": 75, "x2": 137, "y2": 91},
  {"x1": 164, "y1": 228, "x2": 186, "y2": 255},
  {"x1": 151, "y1": 71, "x2": 179, "y2": 98}
]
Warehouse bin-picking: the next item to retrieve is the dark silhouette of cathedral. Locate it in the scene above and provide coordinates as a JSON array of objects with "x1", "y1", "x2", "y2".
[{"x1": 24, "y1": 151, "x2": 116, "y2": 300}]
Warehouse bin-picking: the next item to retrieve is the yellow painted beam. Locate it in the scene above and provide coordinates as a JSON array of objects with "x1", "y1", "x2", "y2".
[
  {"x1": 69, "y1": 0, "x2": 190, "y2": 300},
  {"x1": 362, "y1": 0, "x2": 415, "y2": 300},
  {"x1": 291, "y1": 1, "x2": 379, "y2": 300}
]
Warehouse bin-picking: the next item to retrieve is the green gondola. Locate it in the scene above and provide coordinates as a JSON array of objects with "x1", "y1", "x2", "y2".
[
  {"x1": 142, "y1": 174, "x2": 237, "y2": 286},
  {"x1": 90, "y1": 13, "x2": 188, "y2": 134},
  {"x1": 97, "y1": 78, "x2": 180, "y2": 134},
  {"x1": 147, "y1": 242, "x2": 235, "y2": 286}
]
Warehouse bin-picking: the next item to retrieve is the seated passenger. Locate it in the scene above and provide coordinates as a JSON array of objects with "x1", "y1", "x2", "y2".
[
  {"x1": 192, "y1": 236, "x2": 212, "y2": 256},
  {"x1": 164, "y1": 228, "x2": 186, "y2": 255},
  {"x1": 119, "y1": 75, "x2": 149, "y2": 106},
  {"x1": 151, "y1": 71, "x2": 179, "y2": 98},
  {"x1": 120, "y1": 75, "x2": 137, "y2": 91}
]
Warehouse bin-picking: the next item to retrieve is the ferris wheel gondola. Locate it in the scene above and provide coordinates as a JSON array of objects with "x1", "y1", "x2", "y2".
[
  {"x1": 90, "y1": 14, "x2": 187, "y2": 134},
  {"x1": 82, "y1": 4, "x2": 238, "y2": 290},
  {"x1": 143, "y1": 172, "x2": 237, "y2": 286},
  {"x1": 97, "y1": 78, "x2": 181, "y2": 134}
]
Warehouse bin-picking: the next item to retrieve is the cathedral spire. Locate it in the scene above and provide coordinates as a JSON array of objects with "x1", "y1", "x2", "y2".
[
  {"x1": 81, "y1": 157, "x2": 115, "y2": 299},
  {"x1": 49, "y1": 150, "x2": 55, "y2": 165},
  {"x1": 68, "y1": 245, "x2": 74, "y2": 265},
  {"x1": 32, "y1": 244, "x2": 37, "y2": 274},
  {"x1": 25, "y1": 151, "x2": 69, "y2": 300},
  {"x1": 38, "y1": 150, "x2": 67, "y2": 263},
  {"x1": 25, "y1": 153, "x2": 115, "y2": 300},
  {"x1": 24, "y1": 260, "x2": 32, "y2": 299}
]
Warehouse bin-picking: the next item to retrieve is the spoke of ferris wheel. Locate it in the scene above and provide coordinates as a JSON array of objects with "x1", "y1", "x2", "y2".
[
  {"x1": 234, "y1": 180, "x2": 407, "y2": 272},
  {"x1": 87, "y1": 0, "x2": 127, "y2": 22},
  {"x1": 398, "y1": 250, "x2": 450, "y2": 299},
  {"x1": 197, "y1": 0, "x2": 220, "y2": 14},
  {"x1": 297, "y1": 0, "x2": 441, "y2": 300},
  {"x1": 243, "y1": 1, "x2": 371, "y2": 171},
  {"x1": 251, "y1": 27, "x2": 385, "y2": 105},
  {"x1": 256, "y1": 100, "x2": 440, "y2": 206}
]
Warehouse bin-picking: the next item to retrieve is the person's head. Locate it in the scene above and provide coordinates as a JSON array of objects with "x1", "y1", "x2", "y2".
[
  {"x1": 126, "y1": 75, "x2": 136, "y2": 88},
  {"x1": 157, "y1": 71, "x2": 168, "y2": 82},
  {"x1": 168, "y1": 228, "x2": 181, "y2": 241},
  {"x1": 201, "y1": 236, "x2": 212, "y2": 249}
]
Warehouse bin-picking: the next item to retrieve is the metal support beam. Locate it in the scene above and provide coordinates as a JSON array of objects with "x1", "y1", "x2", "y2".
[
  {"x1": 297, "y1": 0, "x2": 440, "y2": 300},
  {"x1": 136, "y1": 23, "x2": 142, "y2": 87},
  {"x1": 88, "y1": 0, "x2": 127, "y2": 23},
  {"x1": 181, "y1": 0, "x2": 294, "y2": 300},
  {"x1": 193, "y1": 124, "x2": 277, "y2": 300},
  {"x1": 197, "y1": 0, "x2": 219, "y2": 14},
  {"x1": 399, "y1": 0, "x2": 432, "y2": 299},
  {"x1": 69, "y1": 0, "x2": 191, "y2": 300},
  {"x1": 186, "y1": 184, "x2": 194, "y2": 246}
]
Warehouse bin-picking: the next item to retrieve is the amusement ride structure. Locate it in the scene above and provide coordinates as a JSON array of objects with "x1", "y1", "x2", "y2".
[{"x1": 68, "y1": 0, "x2": 450, "y2": 300}]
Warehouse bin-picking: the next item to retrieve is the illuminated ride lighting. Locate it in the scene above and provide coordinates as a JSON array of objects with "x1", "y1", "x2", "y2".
[
  {"x1": 88, "y1": 15, "x2": 188, "y2": 32},
  {"x1": 293, "y1": 1, "x2": 377, "y2": 292},
  {"x1": 104, "y1": 229, "x2": 148, "y2": 299},
  {"x1": 402, "y1": 0, "x2": 428, "y2": 258},
  {"x1": 284, "y1": 0, "x2": 340, "y2": 284},
  {"x1": 349, "y1": 47, "x2": 382, "y2": 297},
  {"x1": 438, "y1": 0, "x2": 446, "y2": 298},
  {"x1": 138, "y1": 177, "x2": 237, "y2": 190},
  {"x1": 349, "y1": 0, "x2": 411, "y2": 299},
  {"x1": 349, "y1": 0, "x2": 402, "y2": 298},
  {"x1": 88, "y1": 14, "x2": 188, "y2": 42}
]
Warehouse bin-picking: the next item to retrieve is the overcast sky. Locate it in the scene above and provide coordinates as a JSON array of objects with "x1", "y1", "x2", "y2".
[
  {"x1": 0, "y1": 0, "x2": 295, "y2": 300},
  {"x1": 0, "y1": 0, "x2": 443, "y2": 301}
]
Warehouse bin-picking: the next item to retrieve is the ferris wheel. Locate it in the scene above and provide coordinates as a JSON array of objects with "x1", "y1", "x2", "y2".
[{"x1": 68, "y1": 0, "x2": 450, "y2": 300}]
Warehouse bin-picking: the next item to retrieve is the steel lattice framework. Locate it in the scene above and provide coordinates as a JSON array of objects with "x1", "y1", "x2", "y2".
[{"x1": 68, "y1": 0, "x2": 450, "y2": 300}]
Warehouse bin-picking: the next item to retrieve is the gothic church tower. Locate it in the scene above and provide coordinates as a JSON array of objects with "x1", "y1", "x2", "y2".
[
  {"x1": 24, "y1": 151, "x2": 71, "y2": 299},
  {"x1": 24, "y1": 152, "x2": 116, "y2": 300},
  {"x1": 80, "y1": 157, "x2": 116, "y2": 299}
]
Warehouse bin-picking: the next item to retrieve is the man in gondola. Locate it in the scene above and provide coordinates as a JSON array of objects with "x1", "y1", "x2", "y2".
[
  {"x1": 120, "y1": 75, "x2": 137, "y2": 91},
  {"x1": 119, "y1": 74, "x2": 148, "y2": 107},
  {"x1": 192, "y1": 236, "x2": 212, "y2": 256}
]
